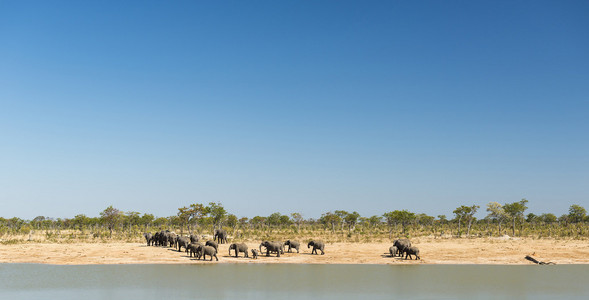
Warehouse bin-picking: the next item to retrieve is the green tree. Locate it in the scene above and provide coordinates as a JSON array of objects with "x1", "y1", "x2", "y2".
[
  {"x1": 226, "y1": 214, "x2": 238, "y2": 234},
  {"x1": 100, "y1": 206, "x2": 123, "y2": 238},
  {"x1": 503, "y1": 199, "x2": 529, "y2": 236},
  {"x1": 453, "y1": 205, "x2": 479, "y2": 237},
  {"x1": 320, "y1": 212, "x2": 341, "y2": 233},
  {"x1": 206, "y1": 202, "x2": 227, "y2": 231},
  {"x1": 486, "y1": 202, "x2": 508, "y2": 236},
  {"x1": 139, "y1": 213, "x2": 155, "y2": 229},
  {"x1": 291, "y1": 213, "x2": 303, "y2": 231},
  {"x1": 267, "y1": 212, "x2": 282, "y2": 228},
  {"x1": 367, "y1": 215, "x2": 382, "y2": 228},
  {"x1": 383, "y1": 210, "x2": 415, "y2": 238},
  {"x1": 73, "y1": 214, "x2": 89, "y2": 231},
  {"x1": 568, "y1": 204, "x2": 587, "y2": 223},
  {"x1": 344, "y1": 211, "x2": 361, "y2": 233}
]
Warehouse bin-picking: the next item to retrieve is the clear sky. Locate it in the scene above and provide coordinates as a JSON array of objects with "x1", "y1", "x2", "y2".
[{"x1": 1, "y1": 1, "x2": 588, "y2": 220}]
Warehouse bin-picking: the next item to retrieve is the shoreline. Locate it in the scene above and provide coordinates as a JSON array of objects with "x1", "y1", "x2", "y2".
[{"x1": 2, "y1": 237, "x2": 589, "y2": 265}]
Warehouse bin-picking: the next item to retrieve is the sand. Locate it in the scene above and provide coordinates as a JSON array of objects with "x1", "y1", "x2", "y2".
[{"x1": 1, "y1": 237, "x2": 589, "y2": 265}]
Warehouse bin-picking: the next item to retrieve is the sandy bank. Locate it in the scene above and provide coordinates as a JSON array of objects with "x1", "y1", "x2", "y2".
[{"x1": 1, "y1": 237, "x2": 588, "y2": 265}]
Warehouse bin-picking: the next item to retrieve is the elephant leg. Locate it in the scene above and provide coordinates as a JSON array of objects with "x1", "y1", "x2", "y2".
[{"x1": 321, "y1": 248, "x2": 324, "y2": 255}]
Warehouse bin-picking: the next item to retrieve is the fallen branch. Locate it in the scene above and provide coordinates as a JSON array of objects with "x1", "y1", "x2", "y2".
[{"x1": 525, "y1": 255, "x2": 555, "y2": 265}]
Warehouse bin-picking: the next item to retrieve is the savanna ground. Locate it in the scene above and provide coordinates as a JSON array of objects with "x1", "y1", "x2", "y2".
[{"x1": 2, "y1": 236, "x2": 589, "y2": 265}]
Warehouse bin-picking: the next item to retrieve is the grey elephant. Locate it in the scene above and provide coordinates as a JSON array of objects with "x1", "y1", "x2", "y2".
[
  {"x1": 228, "y1": 243, "x2": 249, "y2": 258},
  {"x1": 404, "y1": 246, "x2": 420, "y2": 260},
  {"x1": 190, "y1": 234, "x2": 199, "y2": 244},
  {"x1": 143, "y1": 233, "x2": 153, "y2": 246},
  {"x1": 393, "y1": 239, "x2": 411, "y2": 256},
  {"x1": 389, "y1": 246, "x2": 398, "y2": 257},
  {"x1": 205, "y1": 240, "x2": 219, "y2": 252},
  {"x1": 176, "y1": 236, "x2": 190, "y2": 252},
  {"x1": 284, "y1": 240, "x2": 300, "y2": 253},
  {"x1": 166, "y1": 231, "x2": 177, "y2": 248},
  {"x1": 308, "y1": 240, "x2": 325, "y2": 255},
  {"x1": 196, "y1": 245, "x2": 219, "y2": 261},
  {"x1": 259, "y1": 241, "x2": 282, "y2": 257},
  {"x1": 214, "y1": 229, "x2": 228, "y2": 244},
  {"x1": 251, "y1": 249, "x2": 259, "y2": 259},
  {"x1": 187, "y1": 242, "x2": 203, "y2": 258}
]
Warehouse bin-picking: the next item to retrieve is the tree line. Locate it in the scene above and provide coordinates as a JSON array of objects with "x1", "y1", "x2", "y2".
[{"x1": 1, "y1": 199, "x2": 588, "y2": 241}]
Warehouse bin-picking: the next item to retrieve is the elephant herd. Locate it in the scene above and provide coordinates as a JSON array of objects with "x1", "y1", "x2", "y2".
[
  {"x1": 389, "y1": 238, "x2": 420, "y2": 260},
  {"x1": 143, "y1": 231, "x2": 326, "y2": 262}
]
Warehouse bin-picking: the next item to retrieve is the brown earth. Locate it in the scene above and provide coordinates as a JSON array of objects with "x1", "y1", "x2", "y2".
[{"x1": 1, "y1": 237, "x2": 589, "y2": 265}]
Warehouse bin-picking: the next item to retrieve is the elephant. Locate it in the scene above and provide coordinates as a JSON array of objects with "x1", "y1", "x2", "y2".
[
  {"x1": 165, "y1": 231, "x2": 177, "y2": 248},
  {"x1": 214, "y1": 229, "x2": 228, "y2": 244},
  {"x1": 259, "y1": 241, "x2": 282, "y2": 257},
  {"x1": 308, "y1": 240, "x2": 325, "y2": 255},
  {"x1": 389, "y1": 246, "x2": 398, "y2": 257},
  {"x1": 393, "y1": 239, "x2": 411, "y2": 256},
  {"x1": 284, "y1": 240, "x2": 300, "y2": 253},
  {"x1": 187, "y1": 242, "x2": 203, "y2": 258},
  {"x1": 251, "y1": 249, "x2": 259, "y2": 259},
  {"x1": 228, "y1": 243, "x2": 249, "y2": 258},
  {"x1": 176, "y1": 236, "x2": 190, "y2": 252},
  {"x1": 404, "y1": 246, "x2": 420, "y2": 260},
  {"x1": 205, "y1": 240, "x2": 219, "y2": 252},
  {"x1": 190, "y1": 234, "x2": 199, "y2": 244},
  {"x1": 143, "y1": 233, "x2": 153, "y2": 246},
  {"x1": 153, "y1": 231, "x2": 163, "y2": 246},
  {"x1": 196, "y1": 245, "x2": 219, "y2": 261},
  {"x1": 156, "y1": 230, "x2": 173, "y2": 247}
]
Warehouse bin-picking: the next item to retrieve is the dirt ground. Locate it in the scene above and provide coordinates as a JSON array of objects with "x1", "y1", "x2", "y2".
[{"x1": 2, "y1": 237, "x2": 589, "y2": 265}]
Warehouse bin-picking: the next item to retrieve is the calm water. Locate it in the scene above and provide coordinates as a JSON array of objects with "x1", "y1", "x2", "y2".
[{"x1": 1, "y1": 264, "x2": 588, "y2": 299}]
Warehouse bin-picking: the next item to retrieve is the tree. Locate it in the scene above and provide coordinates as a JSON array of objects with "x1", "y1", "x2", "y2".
[
  {"x1": 568, "y1": 205, "x2": 587, "y2": 223},
  {"x1": 279, "y1": 215, "x2": 291, "y2": 226},
  {"x1": 334, "y1": 210, "x2": 349, "y2": 232},
  {"x1": 125, "y1": 211, "x2": 141, "y2": 231},
  {"x1": 503, "y1": 199, "x2": 529, "y2": 236},
  {"x1": 139, "y1": 213, "x2": 155, "y2": 229},
  {"x1": 73, "y1": 214, "x2": 89, "y2": 231},
  {"x1": 206, "y1": 202, "x2": 227, "y2": 231},
  {"x1": 367, "y1": 215, "x2": 382, "y2": 228},
  {"x1": 344, "y1": 211, "x2": 360, "y2": 233},
  {"x1": 486, "y1": 202, "x2": 508, "y2": 236},
  {"x1": 267, "y1": 213, "x2": 282, "y2": 228},
  {"x1": 291, "y1": 213, "x2": 303, "y2": 231},
  {"x1": 177, "y1": 206, "x2": 192, "y2": 235},
  {"x1": 539, "y1": 213, "x2": 557, "y2": 224},
  {"x1": 383, "y1": 210, "x2": 415, "y2": 238},
  {"x1": 320, "y1": 212, "x2": 341, "y2": 233},
  {"x1": 453, "y1": 205, "x2": 479, "y2": 237},
  {"x1": 226, "y1": 214, "x2": 238, "y2": 234},
  {"x1": 100, "y1": 206, "x2": 123, "y2": 238}
]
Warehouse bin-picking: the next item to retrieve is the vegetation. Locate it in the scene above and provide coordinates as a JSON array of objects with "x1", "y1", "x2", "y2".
[{"x1": 1, "y1": 200, "x2": 589, "y2": 244}]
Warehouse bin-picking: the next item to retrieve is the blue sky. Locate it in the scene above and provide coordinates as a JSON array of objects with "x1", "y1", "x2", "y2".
[{"x1": 1, "y1": 1, "x2": 588, "y2": 220}]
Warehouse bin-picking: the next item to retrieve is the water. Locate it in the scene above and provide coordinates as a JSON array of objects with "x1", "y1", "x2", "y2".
[{"x1": 1, "y1": 264, "x2": 588, "y2": 299}]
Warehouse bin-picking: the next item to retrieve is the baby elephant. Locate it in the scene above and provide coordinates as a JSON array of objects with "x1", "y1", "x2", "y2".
[
  {"x1": 307, "y1": 240, "x2": 325, "y2": 255},
  {"x1": 284, "y1": 240, "x2": 300, "y2": 253},
  {"x1": 389, "y1": 246, "x2": 398, "y2": 257},
  {"x1": 251, "y1": 249, "x2": 259, "y2": 259},
  {"x1": 229, "y1": 243, "x2": 249, "y2": 258},
  {"x1": 404, "y1": 246, "x2": 420, "y2": 260},
  {"x1": 187, "y1": 242, "x2": 203, "y2": 258}
]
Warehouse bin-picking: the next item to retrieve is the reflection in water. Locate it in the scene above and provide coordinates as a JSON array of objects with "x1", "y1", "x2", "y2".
[{"x1": 1, "y1": 264, "x2": 588, "y2": 299}]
